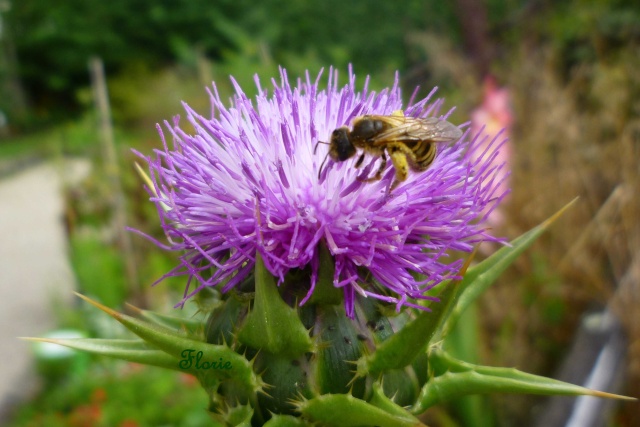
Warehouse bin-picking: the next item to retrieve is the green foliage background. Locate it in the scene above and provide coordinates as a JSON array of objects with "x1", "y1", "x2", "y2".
[
  {"x1": 7, "y1": 0, "x2": 451, "y2": 122},
  {"x1": 2, "y1": 0, "x2": 640, "y2": 425}
]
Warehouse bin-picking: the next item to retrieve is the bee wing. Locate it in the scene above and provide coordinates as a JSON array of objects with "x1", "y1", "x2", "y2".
[{"x1": 369, "y1": 116, "x2": 463, "y2": 145}]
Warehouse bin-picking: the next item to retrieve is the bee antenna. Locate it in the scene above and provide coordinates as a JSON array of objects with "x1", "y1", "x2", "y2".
[
  {"x1": 313, "y1": 140, "x2": 329, "y2": 155},
  {"x1": 317, "y1": 152, "x2": 330, "y2": 180}
]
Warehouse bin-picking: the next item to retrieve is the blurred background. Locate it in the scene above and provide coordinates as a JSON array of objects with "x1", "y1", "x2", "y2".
[{"x1": 0, "y1": 0, "x2": 638, "y2": 426}]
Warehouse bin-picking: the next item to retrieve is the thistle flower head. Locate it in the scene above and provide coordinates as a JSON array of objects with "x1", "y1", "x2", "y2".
[{"x1": 137, "y1": 67, "x2": 507, "y2": 317}]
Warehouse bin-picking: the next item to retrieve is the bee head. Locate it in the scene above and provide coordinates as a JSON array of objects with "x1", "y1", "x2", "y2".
[
  {"x1": 329, "y1": 127, "x2": 356, "y2": 161},
  {"x1": 316, "y1": 127, "x2": 356, "y2": 181}
]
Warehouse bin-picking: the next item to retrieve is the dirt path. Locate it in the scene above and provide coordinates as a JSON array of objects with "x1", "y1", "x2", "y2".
[{"x1": 0, "y1": 159, "x2": 90, "y2": 420}]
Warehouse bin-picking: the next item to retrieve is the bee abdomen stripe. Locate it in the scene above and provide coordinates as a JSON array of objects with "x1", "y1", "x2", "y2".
[{"x1": 415, "y1": 141, "x2": 436, "y2": 163}]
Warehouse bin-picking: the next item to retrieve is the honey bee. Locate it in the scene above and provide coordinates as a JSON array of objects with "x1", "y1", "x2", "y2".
[{"x1": 315, "y1": 113, "x2": 463, "y2": 192}]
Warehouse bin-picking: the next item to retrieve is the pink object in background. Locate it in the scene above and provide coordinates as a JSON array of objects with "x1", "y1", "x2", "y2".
[{"x1": 470, "y1": 76, "x2": 513, "y2": 228}]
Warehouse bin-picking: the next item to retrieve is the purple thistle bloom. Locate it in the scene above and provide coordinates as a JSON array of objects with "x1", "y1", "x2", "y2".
[{"x1": 136, "y1": 67, "x2": 507, "y2": 317}]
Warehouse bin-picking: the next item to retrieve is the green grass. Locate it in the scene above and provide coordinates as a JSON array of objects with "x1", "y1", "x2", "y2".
[
  {"x1": 70, "y1": 232, "x2": 129, "y2": 309},
  {"x1": 0, "y1": 115, "x2": 100, "y2": 160},
  {"x1": 7, "y1": 360, "x2": 211, "y2": 427}
]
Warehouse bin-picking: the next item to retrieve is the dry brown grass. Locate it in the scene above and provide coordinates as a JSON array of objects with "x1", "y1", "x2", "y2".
[{"x1": 503, "y1": 43, "x2": 639, "y2": 423}]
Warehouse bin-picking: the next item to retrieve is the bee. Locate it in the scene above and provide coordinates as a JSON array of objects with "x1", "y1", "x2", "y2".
[{"x1": 315, "y1": 114, "x2": 463, "y2": 192}]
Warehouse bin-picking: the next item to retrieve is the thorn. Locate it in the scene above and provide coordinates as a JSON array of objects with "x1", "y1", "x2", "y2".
[
  {"x1": 457, "y1": 244, "x2": 479, "y2": 278},
  {"x1": 125, "y1": 302, "x2": 143, "y2": 314},
  {"x1": 587, "y1": 389, "x2": 637, "y2": 401},
  {"x1": 542, "y1": 197, "x2": 579, "y2": 229},
  {"x1": 19, "y1": 337, "x2": 58, "y2": 343},
  {"x1": 74, "y1": 292, "x2": 121, "y2": 318},
  {"x1": 248, "y1": 349, "x2": 261, "y2": 365},
  {"x1": 257, "y1": 385, "x2": 273, "y2": 399}
]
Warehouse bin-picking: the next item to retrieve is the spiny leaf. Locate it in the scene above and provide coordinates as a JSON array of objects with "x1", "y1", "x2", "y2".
[
  {"x1": 295, "y1": 394, "x2": 425, "y2": 427},
  {"x1": 440, "y1": 198, "x2": 578, "y2": 339},
  {"x1": 308, "y1": 242, "x2": 342, "y2": 305},
  {"x1": 211, "y1": 402, "x2": 254, "y2": 427},
  {"x1": 379, "y1": 368, "x2": 420, "y2": 407},
  {"x1": 126, "y1": 303, "x2": 205, "y2": 335},
  {"x1": 369, "y1": 382, "x2": 418, "y2": 420},
  {"x1": 20, "y1": 337, "x2": 182, "y2": 372},
  {"x1": 238, "y1": 253, "x2": 313, "y2": 358},
  {"x1": 355, "y1": 251, "x2": 475, "y2": 376},
  {"x1": 74, "y1": 293, "x2": 262, "y2": 397},
  {"x1": 263, "y1": 414, "x2": 313, "y2": 427},
  {"x1": 411, "y1": 348, "x2": 635, "y2": 414}
]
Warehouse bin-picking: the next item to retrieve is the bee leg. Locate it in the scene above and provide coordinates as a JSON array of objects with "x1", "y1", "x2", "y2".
[
  {"x1": 354, "y1": 152, "x2": 366, "y2": 169},
  {"x1": 388, "y1": 145, "x2": 409, "y2": 192},
  {"x1": 360, "y1": 152, "x2": 387, "y2": 182}
]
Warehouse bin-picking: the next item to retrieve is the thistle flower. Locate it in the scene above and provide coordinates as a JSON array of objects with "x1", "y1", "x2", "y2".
[
  {"x1": 136, "y1": 67, "x2": 506, "y2": 317},
  {"x1": 34, "y1": 69, "x2": 629, "y2": 426}
]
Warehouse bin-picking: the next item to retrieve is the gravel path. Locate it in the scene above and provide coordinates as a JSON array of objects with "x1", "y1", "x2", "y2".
[{"x1": 0, "y1": 159, "x2": 90, "y2": 421}]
